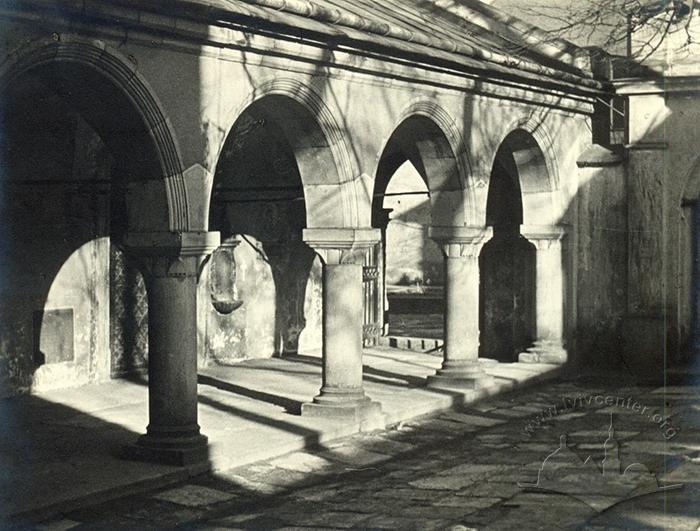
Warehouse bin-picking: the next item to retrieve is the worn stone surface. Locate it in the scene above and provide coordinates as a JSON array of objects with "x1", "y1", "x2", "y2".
[
  {"x1": 151, "y1": 485, "x2": 237, "y2": 507},
  {"x1": 23, "y1": 378, "x2": 700, "y2": 530},
  {"x1": 0, "y1": 347, "x2": 561, "y2": 522}
]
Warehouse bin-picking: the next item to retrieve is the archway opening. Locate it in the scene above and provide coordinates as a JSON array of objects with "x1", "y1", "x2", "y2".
[
  {"x1": 0, "y1": 61, "x2": 167, "y2": 395},
  {"x1": 480, "y1": 130, "x2": 538, "y2": 362},
  {"x1": 208, "y1": 95, "x2": 335, "y2": 362},
  {"x1": 372, "y1": 115, "x2": 461, "y2": 347}
]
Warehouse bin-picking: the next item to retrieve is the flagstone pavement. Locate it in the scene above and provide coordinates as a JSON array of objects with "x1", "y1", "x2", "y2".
[{"x1": 26, "y1": 376, "x2": 700, "y2": 530}]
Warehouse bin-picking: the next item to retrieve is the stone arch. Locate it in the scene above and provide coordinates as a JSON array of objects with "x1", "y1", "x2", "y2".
[
  {"x1": 0, "y1": 36, "x2": 188, "y2": 230},
  {"x1": 214, "y1": 77, "x2": 361, "y2": 228},
  {"x1": 373, "y1": 100, "x2": 475, "y2": 226},
  {"x1": 505, "y1": 115, "x2": 560, "y2": 192},
  {"x1": 487, "y1": 116, "x2": 561, "y2": 225}
]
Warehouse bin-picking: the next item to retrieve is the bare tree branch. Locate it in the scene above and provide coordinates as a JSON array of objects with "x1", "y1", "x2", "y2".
[{"x1": 515, "y1": 0, "x2": 695, "y2": 63}]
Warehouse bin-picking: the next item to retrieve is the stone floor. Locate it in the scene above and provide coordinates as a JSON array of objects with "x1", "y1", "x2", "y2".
[
  {"x1": 0, "y1": 347, "x2": 557, "y2": 524},
  {"x1": 25, "y1": 376, "x2": 700, "y2": 530}
]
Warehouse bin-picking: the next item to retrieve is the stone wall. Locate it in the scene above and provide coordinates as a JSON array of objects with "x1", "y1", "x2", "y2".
[
  {"x1": 620, "y1": 85, "x2": 700, "y2": 370},
  {"x1": 573, "y1": 164, "x2": 628, "y2": 367}
]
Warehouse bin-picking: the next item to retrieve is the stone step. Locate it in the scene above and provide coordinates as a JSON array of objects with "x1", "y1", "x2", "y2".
[{"x1": 378, "y1": 335, "x2": 443, "y2": 353}]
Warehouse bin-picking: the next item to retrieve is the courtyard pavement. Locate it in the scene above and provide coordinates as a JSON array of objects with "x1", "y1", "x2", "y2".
[
  {"x1": 0, "y1": 347, "x2": 558, "y2": 524},
  {"x1": 23, "y1": 375, "x2": 700, "y2": 530}
]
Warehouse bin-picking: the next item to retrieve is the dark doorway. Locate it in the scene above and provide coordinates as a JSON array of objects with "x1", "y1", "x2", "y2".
[{"x1": 479, "y1": 135, "x2": 536, "y2": 362}]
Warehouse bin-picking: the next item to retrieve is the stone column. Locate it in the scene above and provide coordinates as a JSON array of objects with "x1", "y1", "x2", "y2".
[
  {"x1": 519, "y1": 225, "x2": 567, "y2": 364},
  {"x1": 375, "y1": 208, "x2": 393, "y2": 336},
  {"x1": 427, "y1": 226, "x2": 494, "y2": 390},
  {"x1": 301, "y1": 228, "x2": 384, "y2": 430},
  {"x1": 124, "y1": 231, "x2": 219, "y2": 468}
]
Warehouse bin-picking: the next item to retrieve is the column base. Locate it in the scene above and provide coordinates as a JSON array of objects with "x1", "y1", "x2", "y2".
[
  {"x1": 301, "y1": 389, "x2": 385, "y2": 431},
  {"x1": 426, "y1": 361, "x2": 495, "y2": 390},
  {"x1": 519, "y1": 341, "x2": 567, "y2": 364},
  {"x1": 123, "y1": 431, "x2": 210, "y2": 470}
]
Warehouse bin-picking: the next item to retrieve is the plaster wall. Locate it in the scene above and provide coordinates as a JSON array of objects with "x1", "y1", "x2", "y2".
[
  {"x1": 197, "y1": 239, "x2": 323, "y2": 365},
  {"x1": 621, "y1": 89, "x2": 700, "y2": 367},
  {"x1": 0, "y1": 9, "x2": 611, "y2": 383}
]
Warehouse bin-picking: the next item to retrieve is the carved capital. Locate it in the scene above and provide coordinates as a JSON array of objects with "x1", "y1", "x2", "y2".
[
  {"x1": 429, "y1": 226, "x2": 492, "y2": 259},
  {"x1": 520, "y1": 225, "x2": 567, "y2": 251},
  {"x1": 123, "y1": 231, "x2": 221, "y2": 279},
  {"x1": 302, "y1": 228, "x2": 380, "y2": 265},
  {"x1": 139, "y1": 255, "x2": 203, "y2": 279}
]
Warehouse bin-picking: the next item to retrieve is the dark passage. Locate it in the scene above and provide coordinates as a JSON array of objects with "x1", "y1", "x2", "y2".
[
  {"x1": 479, "y1": 132, "x2": 537, "y2": 362},
  {"x1": 480, "y1": 226, "x2": 535, "y2": 361}
]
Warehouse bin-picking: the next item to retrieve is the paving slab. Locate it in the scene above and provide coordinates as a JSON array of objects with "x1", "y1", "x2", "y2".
[
  {"x1": 151, "y1": 485, "x2": 237, "y2": 507},
  {"x1": 0, "y1": 348, "x2": 560, "y2": 522},
  {"x1": 23, "y1": 376, "x2": 700, "y2": 531}
]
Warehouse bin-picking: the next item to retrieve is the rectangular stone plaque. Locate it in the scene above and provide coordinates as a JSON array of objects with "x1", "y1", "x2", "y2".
[{"x1": 33, "y1": 308, "x2": 74, "y2": 365}]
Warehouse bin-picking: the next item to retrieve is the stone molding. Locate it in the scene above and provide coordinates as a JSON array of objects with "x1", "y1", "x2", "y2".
[
  {"x1": 0, "y1": 36, "x2": 188, "y2": 231},
  {"x1": 1, "y1": 4, "x2": 598, "y2": 114},
  {"x1": 221, "y1": 77, "x2": 361, "y2": 228},
  {"x1": 428, "y1": 226, "x2": 493, "y2": 258},
  {"x1": 302, "y1": 228, "x2": 380, "y2": 265},
  {"x1": 499, "y1": 115, "x2": 561, "y2": 194},
  {"x1": 7, "y1": 0, "x2": 601, "y2": 91},
  {"x1": 576, "y1": 144, "x2": 626, "y2": 168},
  {"x1": 615, "y1": 76, "x2": 700, "y2": 95}
]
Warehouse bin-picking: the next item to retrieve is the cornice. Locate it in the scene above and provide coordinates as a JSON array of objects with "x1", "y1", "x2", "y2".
[
  {"x1": 0, "y1": 0, "x2": 605, "y2": 112},
  {"x1": 614, "y1": 76, "x2": 700, "y2": 95}
]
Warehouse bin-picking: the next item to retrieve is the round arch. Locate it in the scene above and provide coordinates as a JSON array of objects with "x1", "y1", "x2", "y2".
[
  {"x1": 213, "y1": 77, "x2": 361, "y2": 228},
  {"x1": 490, "y1": 115, "x2": 561, "y2": 192},
  {"x1": 0, "y1": 36, "x2": 188, "y2": 230},
  {"x1": 487, "y1": 116, "x2": 561, "y2": 225},
  {"x1": 373, "y1": 100, "x2": 475, "y2": 226}
]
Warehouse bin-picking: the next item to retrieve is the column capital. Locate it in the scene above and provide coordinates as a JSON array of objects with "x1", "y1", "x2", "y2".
[
  {"x1": 123, "y1": 231, "x2": 221, "y2": 278},
  {"x1": 428, "y1": 226, "x2": 493, "y2": 258},
  {"x1": 520, "y1": 225, "x2": 568, "y2": 250},
  {"x1": 302, "y1": 228, "x2": 380, "y2": 265}
]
